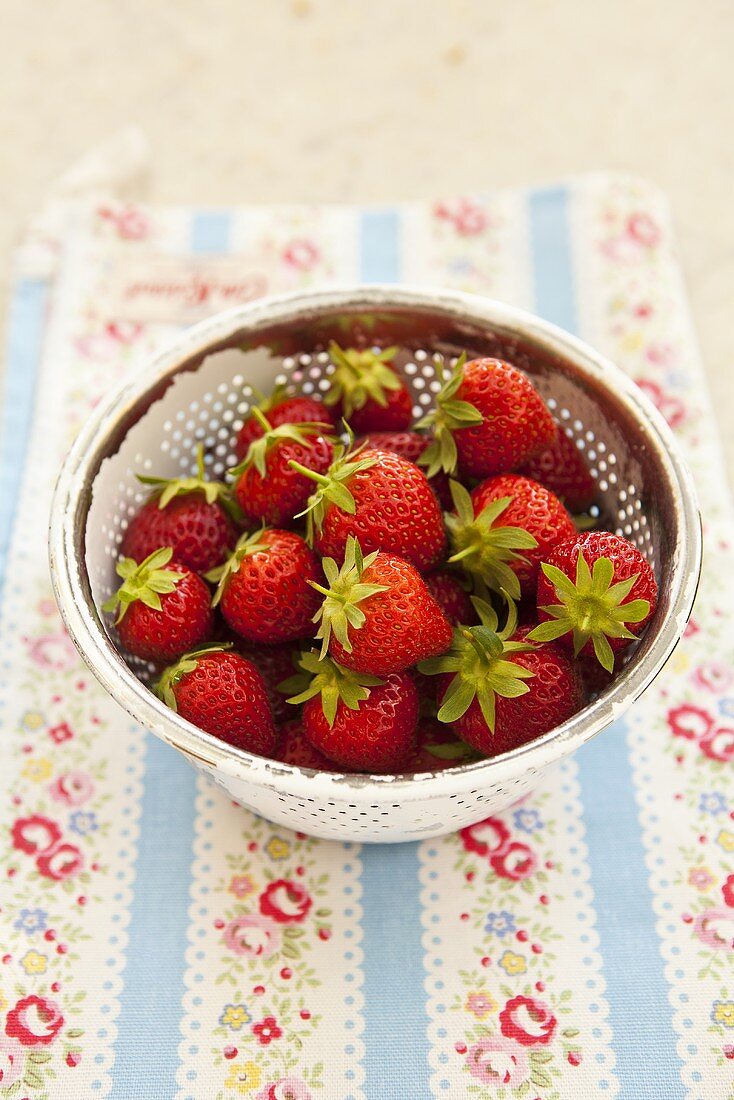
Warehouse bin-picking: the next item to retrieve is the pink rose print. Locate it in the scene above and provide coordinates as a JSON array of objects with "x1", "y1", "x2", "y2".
[
  {"x1": 465, "y1": 1035, "x2": 529, "y2": 1087},
  {"x1": 700, "y1": 727, "x2": 734, "y2": 764},
  {"x1": 694, "y1": 907, "x2": 734, "y2": 951},
  {"x1": 282, "y1": 239, "x2": 320, "y2": 271},
  {"x1": 688, "y1": 867, "x2": 715, "y2": 890},
  {"x1": 0, "y1": 1035, "x2": 24, "y2": 1087},
  {"x1": 692, "y1": 661, "x2": 733, "y2": 695},
  {"x1": 259, "y1": 880, "x2": 312, "y2": 924},
  {"x1": 105, "y1": 320, "x2": 143, "y2": 344},
  {"x1": 11, "y1": 815, "x2": 62, "y2": 856},
  {"x1": 466, "y1": 992, "x2": 494, "y2": 1018},
  {"x1": 25, "y1": 631, "x2": 77, "y2": 671},
  {"x1": 252, "y1": 1015, "x2": 283, "y2": 1045},
  {"x1": 257, "y1": 1077, "x2": 312, "y2": 1100},
  {"x1": 223, "y1": 915, "x2": 281, "y2": 958},
  {"x1": 460, "y1": 817, "x2": 510, "y2": 857},
  {"x1": 434, "y1": 198, "x2": 488, "y2": 236},
  {"x1": 98, "y1": 204, "x2": 150, "y2": 240},
  {"x1": 5, "y1": 995, "x2": 64, "y2": 1047},
  {"x1": 48, "y1": 722, "x2": 74, "y2": 745},
  {"x1": 722, "y1": 875, "x2": 734, "y2": 908},
  {"x1": 667, "y1": 703, "x2": 714, "y2": 741},
  {"x1": 499, "y1": 995, "x2": 557, "y2": 1047},
  {"x1": 627, "y1": 212, "x2": 661, "y2": 248},
  {"x1": 49, "y1": 770, "x2": 95, "y2": 806},
  {"x1": 636, "y1": 379, "x2": 686, "y2": 430},
  {"x1": 490, "y1": 841, "x2": 537, "y2": 882},
  {"x1": 229, "y1": 873, "x2": 256, "y2": 899},
  {"x1": 36, "y1": 842, "x2": 84, "y2": 881}
]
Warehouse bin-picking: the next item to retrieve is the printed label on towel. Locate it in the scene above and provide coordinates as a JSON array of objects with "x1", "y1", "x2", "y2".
[{"x1": 104, "y1": 255, "x2": 268, "y2": 323}]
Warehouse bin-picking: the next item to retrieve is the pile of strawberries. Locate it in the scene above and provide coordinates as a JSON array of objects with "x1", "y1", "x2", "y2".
[{"x1": 103, "y1": 343, "x2": 658, "y2": 774}]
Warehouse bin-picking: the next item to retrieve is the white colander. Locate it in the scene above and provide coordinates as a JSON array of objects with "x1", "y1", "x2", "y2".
[{"x1": 49, "y1": 286, "x2": 702, "y2": 841}]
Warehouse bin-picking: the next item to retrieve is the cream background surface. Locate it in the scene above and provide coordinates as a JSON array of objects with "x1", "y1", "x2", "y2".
[{"x1": 2, "y1": 0, "x2": 732, "y2": 477}]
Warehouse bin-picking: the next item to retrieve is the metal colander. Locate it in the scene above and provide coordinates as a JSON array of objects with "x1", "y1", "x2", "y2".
[{"x1": 49, "y1": 287, "x2": 702, "y2": 842}]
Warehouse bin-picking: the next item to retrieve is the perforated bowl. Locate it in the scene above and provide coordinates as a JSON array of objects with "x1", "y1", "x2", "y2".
[{"x1": 49, "y1": 286, "x2": 701, "y2": 841}]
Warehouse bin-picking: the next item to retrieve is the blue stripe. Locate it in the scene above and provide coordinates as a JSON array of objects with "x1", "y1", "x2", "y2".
[
  {"x1": 529, "y1": 185, "x2": 684, "y2": 1098},
  {"x1": 360, "y1": 845, "x2": 431, "y2": 1099},
  {"x1": 359, "y1": 209, "x2": 400, "y2": 282},
  {"x1": 356, "y1": 209, "x2": 431, "y2": 1096},
  {"x1": 109, "y1": 211, "x2": 233, "y2": 1098},
  {"x1": 0, "y1": 279, "x2": 48, "y2": 606}
]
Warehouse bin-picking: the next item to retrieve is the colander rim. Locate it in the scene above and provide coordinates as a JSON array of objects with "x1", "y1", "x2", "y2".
[{"x1": 49, "y1": 285, "x2": 702, "y2": 799}]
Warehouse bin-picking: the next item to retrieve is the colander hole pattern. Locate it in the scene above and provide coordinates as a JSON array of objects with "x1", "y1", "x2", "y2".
[{"x1": 51, "y1": 287, "x2": 701, "y2": 841}]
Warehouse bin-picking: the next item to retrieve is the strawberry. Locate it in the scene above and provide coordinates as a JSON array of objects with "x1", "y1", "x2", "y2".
[
  {"x1": 295, "y1": 443, "x2": 446, "y2": 573},
  {"x1": 358, "y1": 430, "x2": 453, "y2": 508},
  {"x1": 155, "y1": 645, "x2": 276, "y2": 755},
  {"x1": 424, "y1": 569, "x2": 475, "y2": 626},
  {"x1": 324, "y1": 342, "x2": 412, "y2": 432},
  {"x1": 407, "y1": 718, "x2": 479, "y2": 772},
  {"x1": 122, "y1": 446, "x2": 239, "y2": 574},
  {"x1": 310, "y1": 537, "x2": 452, "y2": 676},
  {"x1": 208, "y1": 529, "x2": 322, "y2": 645},
  {"x1": 237, "y1": 643, "x2": 300, "y2": 726},
  {"x1": 273, "y1": 719, "x2": 337, "y2": 770},
  {"x1": 449, "y1": 474, "x2": 576, "y2": 600},
  {"x1": 231, "y1": 410, "x2": 334, "y2": 527},
  {"x1": 518, "y1": 425, "x2": 596, "y2": 512},
  {"x1": 103, "y1": 547, "x2": 213, "y2": 662},
  {"x1": 417, "y1": 354, "x2": 556, "y2": 480},
  {"x1": 529, "y1": 531, "x2": 657, "y2": 671},
  {"x1": 419, "y1": 599, "x2": 582, "y2": 757},
  {"x1": 234, "y1": 384, "x2": 336, "y2": 461},
  {"x1": 283, "y1": 649, "x2": 418, "y2": 772}
]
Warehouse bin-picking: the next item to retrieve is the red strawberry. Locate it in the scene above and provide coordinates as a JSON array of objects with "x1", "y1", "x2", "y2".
[
  {"x1": 325, "y1": 342, "x2": 412, "y2": 432},
  {"x1": 530, "y1": 531, "x2": 657, "y2": 672},
  {"x1": 418, "y1": 354, "x2": 555, "y2": 480},
  {"x1": 235, "y1": 385, "x2": 336, "y2": 460},
  {"x1": 284, "y1": 650, "x2": 418, "y2": 772},
  {"x1": 311, "y1": 537, "x2": 452, "y2": 676},
  {"x1": 420, "y1": 599, "x2": 582, "y2": 757},
  {"x1": 297, "y1": 444, "x2": 446, "y2": 573},
  {"x1": 231, "y1": 410, "x2": 334, "y2": 527},
  {"x1": 358, "y1": 430, "x2": 453, "y2": 509},
  {"x1": 156, "y1": 645, "x2": 276, "y2": 755},
  {"x1": 518, "y1": 426, "x2": 596, "y2": 512},
  {"x1": 273, "y1": 719, "x2": 338, "y2": 770},
  {"x1": 103, "y1": 547, "x2": 213, "y2": 663},
  {"x1": 454, "y1": 474, "x2": 576, "y2": 599},
  {"x1": 424, "y1": 570, "x2": 474, "y2": 626},
  {"x1": 122, "y1": 446, "x2": 239, "y2": 574},
  {"x1": 407, "y1": 718, "x2": 479, "y2": 772},
  {"x1": 208, "y1": 529, "x2": 322, "y2": 645},
  {"x1": 238, "y1": 644, "x2": 300, "y2": 726}
]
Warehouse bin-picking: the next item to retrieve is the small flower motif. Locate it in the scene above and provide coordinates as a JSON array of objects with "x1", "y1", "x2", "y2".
[
  {"x1": 48, "y1": 722, "x2": 74, "y2": 745},
  {"x1": 14, "y1": 908, "x2": 47, "y2": 935},
  {"x1": 0, "y1": 1035, "x2": 23, "y2": 1089},
  {"x1": 49, "y1": 771, "x2": 95, "y2": 806},
  {"x1": 69, "y1": 810, "x2": 98, "y2": 836},
  {"x1": 718, "y1": 830, "x2": 734, "y2": 854},
  {"x1": 688, "y1": 866, "x2": 715, "y2": 891},
  {"x1": 490, "y1": 842, "x2": 537, "y2": 882},
  {"x1": 465, "y1": 1036, "x2": 529, "y2": 1087},
  {"x1": 460, "y1": 817, "x2": 510, "y2": 857},
  {"x1": 692, "y1": 661, "x2": 733, "y2": 695},
  {"x1": 37, "y1": 842, "x2": 84, "y2": 881},
  {"x1": 512, "y1": 808, "x2": 543, "y2": 834},
  {"x1": 722, "y1": 874, "x2": 734, "y2": 908},
  {"x1": 713, "y1": 1001, "x2": 734, "y2": 1028},
  {"x1": 499, "y1": 950, "x2": 527, "y2": 976},
  {"x1": 21, "y1": 951, "x2": 47, "y2": 975},
  {"x1": 252, "y1": 1015, "x2": 282, "y2": 1046},
  {"x1": 220, "y1": 1004, "x2": 251, "y2": 1030},
  {"x1": 228, "y1": 874, "x2": 256, "y2": 899},
  {"x1": 667, "y1": 703, "x2": 713, "y2": 741},
  {"x1": 225, "y1": 1060, "x2": 262, "y2": 1094},
  {"x1": 259, "y1": 880, "x2": 312, "y2": 923},
  {"x1": 98, "y1": 204, "x2": 150, "y2": 240},
  {"x1": 694, "y1": 907, "x2": 734, "y2": 951},
  {"x1": 699, "y1": 792, "x2": 728, "y2": 816},
  {"x1": 21, "y1": 758, "x2": 53, "y2": 783},
  {"x1": 465, "y1": 991, "x2": 496, "y2": 1019},
  {"x1": 25, "y1": 632, "x2": 77, "y2": 671},
  {"x1": 22, "y1": 710, "x2": 45, "y2": 731},
  {"x1": 11, "y1": 814, "x2": 62, "y2": 855},
  {"x1": 499, "y1": 994, "x2": 557, "y2": 1046},
  {"x1": 223, "y1": 915, "x2": 281, "y2": 958},
  {"x1": 6, "y1": 995, "x2": 64, "y2": 1046},
  {"x1": 282, "y1": 239, "x2": 320, "y2": 271},
  {"x1": 434, "y1": 197, "x2": 489, "y2": 236},
  {"x1": 627, "y1": 212, "x2": 661, "y2": 248},
  {"x1": 256, "y1": 1078, "x2": 312, "y2": 1100},
  {"x1": 701, "y1": 728, "x2": 734, "y2": 764},
  {"x1": 485, "y1": 910, "x2": 516, "y2": 938},
  {"x1": 265, "y1": 837, "x2": 291, "y2": 862}
]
